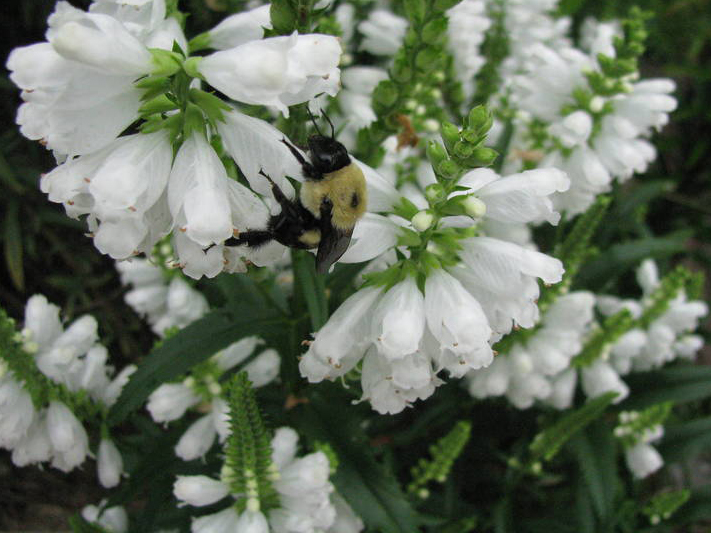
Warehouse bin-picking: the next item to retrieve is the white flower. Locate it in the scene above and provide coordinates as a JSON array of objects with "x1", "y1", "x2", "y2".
[
  {"x1": 300, "y1": 286, "x2": 382, "y2": 381},
  {"x1": 371, "y1": 277, "x2": 425, "y2": 361},
  {"x1": 98, "y1": 438, "x2": 124, "y2": 488},
  {"x1": 82, "y1": 501, "x2": 128, "y2": 533},
  {"x1": 11, "y1": 413, "x2": 53, "y2": 467},
  {"x1": 6, "y1": 0, "x2": 172, "y2": 156},
  {"x1": 425, "y1": 269, "x2": 494, "y2": 375},
  {"x1": 175, "y1": 414, "x2": 217, "y2": 460},
  {"x1": 625, "y1": 442, "x2": 663, "y2": 479},
  {"x1": 174, "y1": 475, "x2": 230, "y2": 506},
  {"x1": 197, "y1": 33, "x2": 341, "y2": 116},
  {"x1": 192, "y1": 506, "x2": 241, "y2": 533},
  {"x1": 169, "y1": 133, "x2": 233, "y2": 247},
  {"x1": 177, "y1": 427, "x2": 361, "y2": 533},
  {"x1": 446, "y1": 0, "x2": 490, "y2": 100},
  {"x1": 47, "y1": 1, "x2": 155, "y2": 76},
  {"x1": 0, "y1": 376, "x2": 36, "y2": 448},
  {"x1": 147, "y1": 382, "x2": 200, "y2": 422},
  {"x1": 204, "y1": 5, "x2": 272, "y2": 50},
  {"x1": 47, "y1": 400, "x2": 90, "y2": 472},
  {"x1": 358, "y1": 10, "x2": 407, "y2": 56},
  {"x1": 580, "y1": 360, "x2": 629, "y2": 403}
]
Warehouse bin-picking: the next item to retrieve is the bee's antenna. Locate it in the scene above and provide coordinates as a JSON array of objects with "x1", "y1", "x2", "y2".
[
  {"x1": 320, "y1": 108, "x2": 336, "y2": 138},
  {"x1": 305, "y1": 107, "x2": 323, "y2": 137}
]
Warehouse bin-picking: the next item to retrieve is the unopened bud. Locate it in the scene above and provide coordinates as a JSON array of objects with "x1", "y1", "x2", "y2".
[
  {"x1": 590, "y1": 96, "x2": 604, "y2": 112},
  {"x1": 425, "y1": 183, "x2": 445, "y2": 202},
  {"x1": 463, "y1": 196, "x2": 487, "y2": 219},
  {"x1": 412, "y1": 210, "x2": 434, "y2": 232}
]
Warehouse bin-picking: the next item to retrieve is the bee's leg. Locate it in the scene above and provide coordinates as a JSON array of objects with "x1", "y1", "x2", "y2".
[
  {"x1": 280, "y1": 138, "x2": 321, "y2": 180},
  {"x1": 224, "y1": 230, "x2": 274, "y2": 248},
  {"x1": 258, "y1": 170, "x2": 297, "y2": 214}
]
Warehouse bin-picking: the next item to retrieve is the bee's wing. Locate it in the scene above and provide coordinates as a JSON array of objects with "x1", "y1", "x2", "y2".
[{"x1": 315, "y1": 201, "x2": 353, "y2": 274}]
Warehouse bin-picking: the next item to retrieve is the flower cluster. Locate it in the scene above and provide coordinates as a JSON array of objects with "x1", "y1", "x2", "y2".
[
  {"x1": 175, "y1": 426, "x2": 363, "y2": 533},
  {"x1": 147, "y1": 336, "x2": 280, "y2": 461},
  {"x1": 501, "y1": 10, "x2": 676, "y2": 214},
  {"x1": 116, "y1": 255, "x2": 209, "y2": 336},
  {"x1": 0, "y1": 295, "x2": 132, "y2": 487},
  {"x1": 7, "y1": 0, "x2": 342, "y2": 279},
  {"x1": 301, "y1": 109, "x2": 570, "y2": 413},
  {"x1": 467, "y1": 260, "x2": 707, "y2": 412}
]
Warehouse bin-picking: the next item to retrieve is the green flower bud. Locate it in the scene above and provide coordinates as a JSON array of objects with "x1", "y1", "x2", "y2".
[
  {"x1": 440, "y1": 121, "x2": 460, "y2": 150},
  {"x1": 425, "y1": 183, "x2": 445, "y2": 202},
  {"x1": 467, "y1": 105, "x2": 491, "y2": 132},
  {"x1": 422, "y1": 17, "x2": 448, "y2": 45},
  {"x1": 404, "y1": 0, "x2": 426, "y2": 22},
  {"x1": 471, "y1": 147, "x2": 498, "y2": 166},
  {"x1": 393, "y1": 56, "x2": 413, "y2": 82},
  {"x1": 453, "y1": 141, "x2": 474, "y2": 159},
  {"x1": 463, "y1": 196, "x2": 487, "y2": 218},
  {"x1": 412, "y1": 210, "x2": 434, "y2": 232},
  {"x1": 437, "y1": 160, "x2": 461, "y2": 179},
  {"x1": 415, "y1": 48, "x2": 440, "y2": 72},
  {"x1": 426, "y1": 141, "x2": 448, "y2": 168},
  {"x1": 373, "y1": 80, "x2": 399, "y2": 107}
]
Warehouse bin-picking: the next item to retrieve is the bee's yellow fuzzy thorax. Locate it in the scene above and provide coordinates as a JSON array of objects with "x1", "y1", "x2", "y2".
[{"x1": 300, "y1": 164, "x2": 368, "y2": 231}]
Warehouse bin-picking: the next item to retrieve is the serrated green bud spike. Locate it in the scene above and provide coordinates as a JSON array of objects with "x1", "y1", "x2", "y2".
[
  {"x1": 149, "y1": 48, "x2": 183, "y2": 77},
  {"x1": 373, "y1": 80, "x2": 399, "y2": 107},
  {"x1": 471, "y1": 147, "x2": 498, "y2": 166}
]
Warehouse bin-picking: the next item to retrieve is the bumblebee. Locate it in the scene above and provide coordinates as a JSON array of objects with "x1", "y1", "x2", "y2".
[{"x1": 226, "y1": 113, "x2": 367, "y2": 274}]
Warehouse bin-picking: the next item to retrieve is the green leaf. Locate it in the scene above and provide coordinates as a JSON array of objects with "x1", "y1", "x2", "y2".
[
  {"x1": 576, "y1": 231, "x2": 692, "y2": 289},
  {"x1": 530, "y1": 392, "x2": 618, "y2": 462},
  {"x1": 569, "y1": 422, "x2": 619, "y2": 525},
  {"x1": 659, "y1": 416, "x2": 711, "y2": 462},
  {"x1": 292, "y1": 386, "x2": 422, "y2": 533},
  {"x1": 68, "y1": 515, "x2": 109, "y2": 533},
  {"x1": 3, "y1": 200, "x2": 24, "y2": 291},
  {"x1": 621, "y1": 365, "x2": 711, "y2": 410},
  {"x1": 292, "y1": 249, "x2": 328, "y2": 331},
  {"x1": 107, "y1": 306, "x2": 283, "y2": 425}
]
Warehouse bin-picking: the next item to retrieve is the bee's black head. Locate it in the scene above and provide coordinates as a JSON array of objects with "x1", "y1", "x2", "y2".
[{"x1": 307, "y1": 135, "x2": 351, "y2": 174}]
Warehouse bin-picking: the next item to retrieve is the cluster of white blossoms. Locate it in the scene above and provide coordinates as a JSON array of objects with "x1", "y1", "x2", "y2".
[
  {"x1": 615, "y1": 411, "x2": 666, "y2": 479},
  {"x1": 174, "y1": 427, "x2": 363, "y2": 533},
  {"x1": 501, "y1": 15, "x2": 677, "y2": 214},
  {"x1": 0, "y1": 295, "x2": 133, "y2": 487},
  {"x1": 7, "y1": 0, "x2": 342, "y2": 279},
  {"x1": 301, "y1": 157, "x2": 570, "y2": 413},
  {"x1": 467, "y1": 260, "x2": 707, "y2": 413},
  {"x1": 147, "y1": 336, "x2": 280, "y2": 461},
  {"x1": 116, "y1": 256, "x2": 209, "y2": 336}
]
